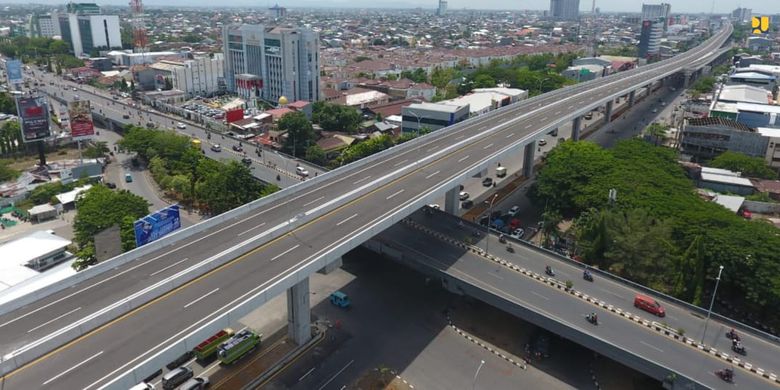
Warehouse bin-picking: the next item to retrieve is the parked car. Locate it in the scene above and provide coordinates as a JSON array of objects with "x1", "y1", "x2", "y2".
[
  {"x1": 510, "y1": 228, "x2": 525, "y2": 239},
  {"x1": 482, "y1": 177, "x2": 493, "y2": 187},
  {"x1": 461, "y1": 200, "x2": 474, "y2": 209},
  {"x1": 538, "y1": 139, "x2": 547, "y2": 146},
  {"x1": 459, "y1": 191, "x2": 470, "y2": 201},
  {"x1": 179, "y1": 376, "x2": 209, "y2": 390},
  {"x1": 104, "y1": 182, "x2": 116, "y2": 189},
  {"x1": 122, "y1": 114, "x2": 130, "y2": 119},
  {"x1": 508, "y1": 205, "x2": 520, "y2": 217}
]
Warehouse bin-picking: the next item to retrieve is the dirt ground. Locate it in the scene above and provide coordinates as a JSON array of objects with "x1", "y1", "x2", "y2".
[
  {"x1": 5, "y1": 146, "x2": 83, "y2": 170},
  {"x1": 350, "y1": 368, "x2": 414, "y2": 390}
]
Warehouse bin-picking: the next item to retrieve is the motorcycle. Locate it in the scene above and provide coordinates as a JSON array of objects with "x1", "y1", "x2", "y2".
[
  {"x1": 498, "y1": 234, "x2": 507, "y2": 244},
  {"x1": 506, "y1": 244, "x2": 514, "y2": 253},
  {"x1": 732, "y1": 340, "x2": 746, "y2": 355},
  {"x1": 715, "y1": 368, "x2": 734, "y2": 383},
  {"x1": 585, "y1": 313, "x2": 598, "y2": 325},
  {"x1": 583, "y1": 270, "x2": 594, "y2": 282},
  {"x1": 545, "y1": 266, "x2": 555, "y2": 277},
  {"x1": 726, "y1": 329, "x2": 740, "y2": 342}
]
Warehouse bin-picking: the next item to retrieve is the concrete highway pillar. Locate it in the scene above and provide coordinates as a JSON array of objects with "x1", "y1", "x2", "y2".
[
  {"x1": 318, "y1": 256, "x2": 342, "y2": 275},
  {"x1": 287, "y1": 277, "x2": 311, "y2": 345},
  {"x1": 444, "y1": 186, "x2": 459, "y2": 214},
  {"x1": 628, "y1": 90, "x2": 636, "y2": 107},
  {"x1": 523, "y1": 142, "x2": 536, "y2": 178},
  {"x1": 605, "y1": 100, "x2": 614, "y2": 123},
  {"x1": 572, "y1": 116, "x2": 582, "y2": 142}
]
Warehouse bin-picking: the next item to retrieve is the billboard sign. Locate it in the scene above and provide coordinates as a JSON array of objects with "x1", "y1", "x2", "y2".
[
  {"x1": 753, "y1": 16, "x2": 770, "y2": 34},
  {"x1": 225, "y1": 108, "x2": 244, "y2": 123},
  {"x1": 5, "y1": 59, "x2": 23, "y2": 85},
  {"x1": 133, "y1": 204, "x2": 181, "y2": 247},
  {"x1": 68, "y1": 100, "x2": 95, "y2": 139},
  {"x1": 16, "y1": 96, "x2": 51, "y2": 143}
]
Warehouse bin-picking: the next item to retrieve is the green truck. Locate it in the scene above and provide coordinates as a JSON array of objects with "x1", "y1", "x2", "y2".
[
  {"x1": 217, "y1": 329, "x2": 261, "y2": 365},
  {"x1": 193, "y1": 328, "x2": 234, "y2": 361}
]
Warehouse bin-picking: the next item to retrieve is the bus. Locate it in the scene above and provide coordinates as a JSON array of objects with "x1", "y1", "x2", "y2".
[
  {"x1": 217, "y1": 329, "x2": 261, "y2": 365},
  {"x1": 193, "y1": 328, "x2": 234, "y2": 361}
]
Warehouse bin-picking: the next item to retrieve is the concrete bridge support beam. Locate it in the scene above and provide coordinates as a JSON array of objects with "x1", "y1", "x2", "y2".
[
  {"x1": 605, "y1": 100, "x2": 614, "y2": 123},
  {"x1": 287, "y1": 277, "x2": 311, "y2": 345},
  {"x1": 628, "y1": 90, "x2": 636, "y2": 107},
  {"x1": 572, "y1": 116, "x2": 582, "y2": 142},
  {"x1": 523, "y1": 142, "x2": 536, "y2": 178},
  {"x1": 318, "y1": 256, "x2": 343, "y2": 275},
  {"x1": 444, "y1": 186, "x2": 459, "y2": 214}
]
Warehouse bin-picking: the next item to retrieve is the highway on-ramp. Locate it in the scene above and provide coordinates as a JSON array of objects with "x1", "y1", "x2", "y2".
[{"x1": 0, "y1": 26, "x2": 732, "y2": 389}]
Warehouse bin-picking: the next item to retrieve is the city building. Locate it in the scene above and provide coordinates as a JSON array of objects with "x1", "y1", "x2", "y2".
[
  {"x1": 563, "y1": 64, "x2": 606, "y2": 81},
  {"x1": 440, "y1": 87, "x2": 527, "y2": 116},
  {"x1": 746, "y1": 36, "x2": 773, "y2": 53},
  {"x1": 638, "y1": 19, "x2": 664, "y2": 59},
  {"x1": 223, "y1": 24, "x2": 320, "y2": 104},
  {"x1": 716, "y1": 84, "x2": 772, "y2": 105},
  {"x1": 549, "y1": 0, "x2": 580, "y2": 20},
  {"x1": 0, "y1": 230, "x2": 73, "y2": 286},
  {"x1": 698, "y1": 167, "x2": 755, "y2": 195},
  {"x1": 169, "y1": 54, "x2": 225, "y2": 98},
  {"x1": 107, "y1": 50, "x2": 180, "y2": 66},
  {"x1": 641, "y1": 3, "x2": 671, "y2": 25},
  {"x1": 37, "y1": 13, "x2": 61, "y2": 38},
  {"x1": 269, "y1": 4, "x2": 287, "y2": 18},
  {"x1": 758, "y1": 127, "x2": 780, "y2": 170},
  {"x1": 710, "y1": 101, "x2": 780, "y2": 128},
  {"x1": 401, "y1": 102, "x2": 469, "y2": 133},
  {"x1": 58, "y1": 3, "x2": 122, "y2": 57},
  {"x1": 437, "y1": 0, "x2": 448, "y2": 16},
  {"x1": 680, "y1": 117, "x2": 769, "y2": 161},
  {"x1": 732, "y1": 7, "x2": 752, "y2": 23}
]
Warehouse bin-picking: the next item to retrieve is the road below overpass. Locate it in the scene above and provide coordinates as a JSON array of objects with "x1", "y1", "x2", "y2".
[
  {"x1": 0, "y1": 26, "x2": 732, "y2": 389},
  {"x1": 375, "y1": 212, "x2": 779, "y2": 389}
]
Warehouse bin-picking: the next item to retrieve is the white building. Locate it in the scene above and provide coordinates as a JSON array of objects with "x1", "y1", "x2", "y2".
[
  {"x1": 0, "y1": 231, "x2": 73, "y2": 291},
  {"x1": 641, "y1": 3, "x2": 671, "y2": 24},
  {"x1": 169, "y1": 54, "x2": 225, "y2": 98},
  {"x1": 437, "y1": 0, "x2": 448, "y2": 16},
  {"x1": 442, "y1": 88, "x2": 528, "y2": 116},
  {"x1": 38, "y1": 13, "x2": 61, "y2": 38},
  {"x1": 107, "y1": 50, "x2": 179, "y2": 66},
  {"x1": 59, "y1": 3, "x2": 121, "y2": 57},
  {"x1": 402, "y1": 102, "x2": 470, "y2": 133},
  {"x1": 549, "y1": 0, "x2": 580, "y2": 20}
]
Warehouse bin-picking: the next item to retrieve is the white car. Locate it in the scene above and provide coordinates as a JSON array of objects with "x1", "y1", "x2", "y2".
[
  {"x1": 210, "y1": 144, "x2": 221, "y2": 152},
  {"x1": 296, "y1": 166, "x2": 309, "y2": 177},
  {"x1": 508, "y1": 205, "x2": 520, "y2": 217},
  {"x1": 459, "y1": 191, "x2": 470, "y2": 201},
  {"x1": 176, "y1": 122, "x2": 186, "y2": 129},
  {"x1": 510, "y1": 228, "x2": 525, "y2": 240},
  {"x1": 538, "y1": 139, "x2": 547, "y2": 146}
]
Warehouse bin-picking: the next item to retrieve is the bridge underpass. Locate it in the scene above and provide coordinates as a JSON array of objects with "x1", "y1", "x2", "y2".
[
  {"x1": 0, "y1": 26, "x2": 734, "y2": 390},
  {"x1": 367, "y1": 210, "x2": 780, "y2": 389}
]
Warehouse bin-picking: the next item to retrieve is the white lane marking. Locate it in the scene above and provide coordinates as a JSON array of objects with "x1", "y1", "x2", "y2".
[
  {"x1": 640, "y1": 341, "x2": 664, "y2": 353},
  {"x1": 540, "y1": 116, "x2": 548, "y2": 122},
  {"x1": 386, "y1": 189, "x2": 405, "y2": 200},
  {"x1": 318, "y1": 359, "x2": 354, "y2": 390},
  {"x1": 487, "y1": 272, "x2": 503, "y2": 280},
  {"x1": 531, "y1": 291, "x2": 549, "y2": 301},
  {"x1": 425, "y1": 170, "x2": 440, "y2": 179},
  {"x1": 336, "y1": 213, "x2": 358, "y2": 226},
  {"x1": 554, "y1": 110, "x2": 561, "y2": 115},
  {"x1": 149, "y1": 258, "x2": 190, "y2": 277},
  {"x1": 505, "y1": 133, "x2": 515, "y2": 139},
  {"x1": 455, "y1": 135, "x2": 466, "y2": 140},
  {"x1": 482, "y1": 143, "x2": 494, "y2": 150},
  {"x1": 524, "y1": 124, "x2": 532, "y2": 129},
  {"x1": 303, "y1": 196, "x2": 324, "y2": 207},
  {"x1": 393, "y1": 159, "x2": 409, "y2": 167},
  {"x1": 352, "y1": 175, "x2": 371, "y2": 184},
  {"x1": 299, "y1": 367, "x2": 316, "y2": 382},
  {"x1": 271, "y1": 244, "x2": 300, "y2": 262},
  {"x1": 237, "y1": 223, "x2": 267, "y2": 237},
  {"x1": 27, "y1": 307, "x2": 82, "y2": 334},
  {"x1": 184, "y1": 288, "x2": 220, "y2": 309},
  {"x1": 43, "y1": 351, "x2": 104, "y2": 385},
  {"x1": 427, "y1": 146, "x2": 438, "y2": 152},
  {"x1": 457, "y1": 155, "x2": 470, "y2": 163}
]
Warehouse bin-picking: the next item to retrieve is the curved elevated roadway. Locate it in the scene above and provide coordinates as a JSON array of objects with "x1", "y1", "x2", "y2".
[{"x1": 0, "y1": 25, "x2": 733, "y2": 389}]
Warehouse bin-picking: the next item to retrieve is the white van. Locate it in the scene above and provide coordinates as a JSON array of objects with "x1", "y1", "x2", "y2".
[
  {"x1": 129, "y1": 383, "x2": 154, "y2": 390},
  {"x1": 496, "y1": 166, "x2": 507, "y2": 178},
  {"x1": 296, "y1": 166, "x2": 309, "y2": 177}
]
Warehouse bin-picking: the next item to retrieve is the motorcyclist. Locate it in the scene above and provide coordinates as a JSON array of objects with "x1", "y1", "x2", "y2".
[
  {"x1": 584, "y1": 269, "x2": 591, "y2": 278},
  {"x1": 545, "y1": 265, "x2": 553, "y2": 275}
]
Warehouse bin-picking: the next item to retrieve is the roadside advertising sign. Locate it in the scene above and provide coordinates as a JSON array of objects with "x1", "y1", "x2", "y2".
[
  {"x1": 5, "y1": 59, "x2": 23, "y2": 85},
  {"x1": 15, "y1": 96, "x2": 51, "y2": 143},
  {"x1": 133, "y1": 205, "x2": 182, "y2": 247},
  {"x1": 68, "y1": 100, "x2": 95, "y2": 139}
]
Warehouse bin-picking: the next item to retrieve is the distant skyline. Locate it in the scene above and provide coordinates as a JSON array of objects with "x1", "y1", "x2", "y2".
[{"x1": 15, "y1": 0, "x2": 780, "y2": 14}]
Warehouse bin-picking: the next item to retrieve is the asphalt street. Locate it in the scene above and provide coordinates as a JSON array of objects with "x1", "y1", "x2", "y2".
[
  {"x1": 380, "y1": 217, "x2": 776, "y2": 389},
  {"x1": 31, "y1": 70, "x2": 317, "y2": 188},
  {"x1": 0, "y1": 26, "x2": 733, "y2": 390}
]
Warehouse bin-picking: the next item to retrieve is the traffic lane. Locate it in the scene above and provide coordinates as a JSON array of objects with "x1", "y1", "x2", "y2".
[
  {"x1": 384, "y1": 226, "x2": 774, "y2": 390},
  {"x1": 1, "y1": 54, "x2": 706, "y2": 350},
  {"x1": 416, "y1": 214, "x2": 780, "y2": 374}
]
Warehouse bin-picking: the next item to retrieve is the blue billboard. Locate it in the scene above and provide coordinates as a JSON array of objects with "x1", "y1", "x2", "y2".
[
  {"x1": 6, "y1": 59, "x2": 22, "y2": 85},
  {"x1": 134, "y1": 204, "x2": 181, "y2": 247}
]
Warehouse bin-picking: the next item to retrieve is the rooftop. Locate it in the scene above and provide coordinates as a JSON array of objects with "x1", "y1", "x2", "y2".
[
  {"x1": 406, "y1": 102, "x2": 465, "y2": 113},
  {"x1": 717, "y1": 84, "x2": 771, "y2": 105},
  {"x1": 701, "y1": 172, "x2": 754, "y2": 187},
  {"x1": 0, "y1": 231, "x2": 72, "y2": 290}
]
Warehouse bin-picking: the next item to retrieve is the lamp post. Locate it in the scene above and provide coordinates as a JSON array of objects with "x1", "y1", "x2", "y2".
[
  {"x1": 406, "y1": 109, "x2": 423, "y2": 166},
  {"x1": 701, "y1": 265, "x2": 724, "y2": 344},
  {"x1": 484, "y1": 194, "x2": 499, "y2": 255},
  {"x1": 472, "y1": 359, "x2": 485, "y2": 390}
]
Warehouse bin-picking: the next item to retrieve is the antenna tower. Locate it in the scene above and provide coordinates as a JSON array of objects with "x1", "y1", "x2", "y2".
[{"x1": 129, "y1": 0, "x2": 147, "y2": 59}]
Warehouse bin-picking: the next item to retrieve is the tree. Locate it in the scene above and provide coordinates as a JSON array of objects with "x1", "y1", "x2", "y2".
[
  {"x1": 196, "y1": 160, "x2": 263, "y2": 215},
  {"x1": 83, "y1": 141, "x2": 110, "y2": 158},
  {"x1": 645, "y1": 123, "x2": 669, "y2": 146},
  {"x1": 400, "y1": 68, "x2": 428, "y2": 83},
  {"x1": 710, "y1": 151, "x2": 777, "y2": 179},
  {"x1": 312, "y1": 102, "x2": 361, "y2": 133},
  {"x1": 430, "y1": 67, "x2": 457, "y2": 89},
  {"x1": 0, "y1": 160, "x2": 20, "y2": 182},
  {"x1": 72, "y1": 186, "x2": 149, "y2": 269},
  {"x1": 278, "y1": 112, "x2": 315, "y2": 157},
  {"x1": 305, "y1": 144, "x2": 327, "y2": 166},
  {"x1": 473, "y1": 74, "x2": 496, "y2": 88}
]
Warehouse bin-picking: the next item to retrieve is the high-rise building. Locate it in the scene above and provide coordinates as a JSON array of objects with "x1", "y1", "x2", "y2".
[
  {"x1": 169, "y1": 54, "x2": 226, "y2": 98},
  {"x1": 731, "y1": 8, "x2": 752, "y2": 23},
  {"x1": 223, "y1": 24, "x2": 320, "y2": 103},
  {"x1": 550, "y1": 0, "x2": 580, "y2": 21},
  {"x1": 437, "y1": 0, "x2": 448, "y2": 16},
  {"x1": 58, "y1": 3, "x2": 121, "y2": 57},
  {"x1": 269, "y1": 4, "x2": 287, "y2": 18},
  {"x1": 37, "y1": 13, "x2": 61, "y2": 38},
  {"x1": 638, "y1": 19, "x2": 664, "y2": 60},
  {"x1": 641, "y1": 3, "x2": 671, "y2": 23}
]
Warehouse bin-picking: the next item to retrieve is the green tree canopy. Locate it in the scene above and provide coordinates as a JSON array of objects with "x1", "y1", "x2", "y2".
[
  {"x1": 196, "y1": 160, "x2": 264, "y2": 215},
  {"x1": 312, "y1": 102, "x2": 362, "y2": 133},
  {"x1": 709, "y1": 151, "x2": 777, "y2": 179},
  {"x1": 278, "y1": 111, "x2": 316, "y2": 157}
]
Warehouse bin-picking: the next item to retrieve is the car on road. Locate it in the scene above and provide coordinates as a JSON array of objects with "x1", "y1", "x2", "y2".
[
  {"x1": 508, "y1": 205, "x2": 520, "y2": 217},
  {"x1": 584, "y1": 112, "x2": 593, "y2": 120},
  {"x1": 71, "y1": 87, "x2": 77, "y2": 91},
  {"x1": 459, "y1": 191, "x2": 470, "y2": 201},
  {"x1": 634, "y1": 294, "x2": 665, "y2": 317},
  {"x1": 176, "y1": 122, "x2": 186, "y2": 129},
  {"x1": 211, "y1": 144, "x2": 222, "y2": 152},
  {"x1": 538, "y1": 139, "x2": 547, "y2": 146},
  {"x1": 124, "y1": 173, "x2": 133, "y2": 183},
  {"x1": 104, "y1": 182, "x2": 117, "y2": 189},
  {"x1": 296, "y1": 166, "x2": 309, "y2": 177},
  {"x1": 482, "y1": 177, "x2": 493, "y2": 187},
  {"x1": 122, "y1": 114, "x2": 130, "y2": 119},
  {"x1": 232, "y1": 144, "x2": 243, "y2": 152},
  {"x1": 241, "y1": 157, "x2": 252, "y2": 166},
  {"x1": 179, "y1": 376, "x2": 209, "y2": 390},
  {"x1": 461, "y1": 199, "x2": 474, "y2": 209}
]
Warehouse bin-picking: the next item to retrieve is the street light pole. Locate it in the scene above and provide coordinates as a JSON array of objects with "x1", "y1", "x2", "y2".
[
  {"x1": 472, "y1": 359, "x2": 485, "y2": 390},
  {"x1": 701, "y1": 265, "x2": 724, "y2": 344},
  {"x1": 485, "y1": 194, "x2": 498, "y2": 255}
]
